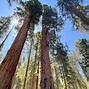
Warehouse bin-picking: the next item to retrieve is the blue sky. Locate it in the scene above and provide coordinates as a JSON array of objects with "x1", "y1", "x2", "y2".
[{"x1": 0, "y1": 0, "x2": 89, "y2": 52}]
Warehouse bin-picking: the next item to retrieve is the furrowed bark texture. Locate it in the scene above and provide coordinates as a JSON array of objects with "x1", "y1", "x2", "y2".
[
  {"x1": 0, "y1": 16, "x2": 30, "y2": 89},
  {"x1": 40, "y1": 27, "x2": 54, "y2": 89}
]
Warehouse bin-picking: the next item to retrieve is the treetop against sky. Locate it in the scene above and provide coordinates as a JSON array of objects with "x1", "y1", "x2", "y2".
[{"x1": 0, "y1": 0, "x2": 89, "y2": 52}]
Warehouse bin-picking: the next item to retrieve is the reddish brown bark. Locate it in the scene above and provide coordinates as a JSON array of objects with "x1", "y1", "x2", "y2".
[
  {"x1": 40, "y1": 27, "x2": 54, "y2": 89},
  {"x1": 50, "y1": 76, "x2": 55, "y2": 89},
  {"x1": 0, "y1": 16, "x2": 30, "y2": 89},
  {"x1": 31, "y1": 74, "x2": 37, "y2": 89},
  {"x1": 36, "y1": 76, "x2": 39, "y2": 89}
]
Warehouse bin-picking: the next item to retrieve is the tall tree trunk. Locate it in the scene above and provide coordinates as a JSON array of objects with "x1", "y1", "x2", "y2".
[
  {"x1": 8, "y1": 79, "x2": 13, "y2": 89},
  {"x1": 23, "y1": 38, "x2": 33, "y2": 89},
  {"x1": 36, "y1": 34, "x2": 41, "y2": 89},
  {"x1": 31, "y1": 39, "x2": 38, "y2": 89},
  {"x1": 63, "y1": 70, "x2": 67, "y2": 89},
  {"x1": 36, "y1": 58, "x2": 39, "y2": 89},
  {"x1": 50, "y1": 75, "x2": 55, "y2": 89},
  {"x1": 0, "y1": 26, "x2": 14, "y2": 48},
  {"x1": 0, "y1": 16, "x2": 31, "y2": 89},
  {"x1": 40, "y1": 27, "x2": 54, "y2": 89},
  {"x1": 23, "y1": 23, "x2": 34, "y2": 89},
  {"x1": 31, "y1": 74, "x2": 37, "y2": 89},
  {"x1": 54, "y1": 66, "x2": 60, "y2": 89},
  {"x1": 29, "y1": 66, "x2": 33, "y2": 89}
]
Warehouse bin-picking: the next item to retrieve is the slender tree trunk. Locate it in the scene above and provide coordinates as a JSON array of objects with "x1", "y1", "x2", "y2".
[
  {"x1": 31, "y1": 74, "x2": 37, "y2": 89},
  {"x1": 40, "y1": 27, "x2": 54, "y2": 89},
  {"x1": 63, "y1": 71, "x2": 67, "y2": 89},
  {"x1": 29, "y1": 67, "x2": 33, "y2": 89},
  {"x1": 23, "y1": 38, "x2": 33, "y2": 89},
  {"x1": 50, "y1": 75, "x2": 55, "y2": 89},
  {"x1": 23, "y1": 23, "x2": 35, "y2": 89},
  {"x1": 36, "y1": 34, "x2": 41, "y2": 89},
  {"x1": 36, "y1": 76, "x2": 39, "y2": 89},
  {"x1": 31, "y1": 39, "x2": 38, "y2": 89},
  {"x1": 0, "y1": 26, "x2": 14, "y2": 48},
  {"x1": 36, "y1": 58, "x2": 39, "y2": 89},
  {"x1": 0, "y1": 16, "x2": 31, "y2": 89},
  {"x1": 54, "y1": 66, "x2": 60, "y2": 89}
]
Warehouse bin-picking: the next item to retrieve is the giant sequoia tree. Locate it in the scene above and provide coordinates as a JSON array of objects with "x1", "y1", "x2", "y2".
[
  {"x1": 40, "y1": 5, "x2": 63, "y2": 89},
  {"x1": 1, "y1": 0, "x2": 88, "y2": 88},
  {"x1": 0, "y1": 0, "x2": 42, "y2": 89}
]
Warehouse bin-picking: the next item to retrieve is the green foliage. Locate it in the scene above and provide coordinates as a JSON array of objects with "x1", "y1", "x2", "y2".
[
  {"x1": 15, "y1": 7, "x2": 26, "y2": 17},
  {"x1": 75, "y1": 39, "x2": 89, "y2": 79},
  {"x1": 42, "y1": 4, "x2": 64, "y2": 30},
  {"x1": 75, "y1": 39, "x2": 88, "y2": 57},
  {"x1": 4, "y1": 0, "x2": 88, "y2": 88},
  {"x1": 68, "y1": 51, "x2": 87, "y2": 88},
  {"x1": 7, "y1": 0, "x2": 20, "y2": 6},
  {"x1": 57, "y1": 0, "x2": 83, "y2": 17},
  {"x1": 12, "y1": 62, "x2": 26, "y2": 89},
  {"x1": 19, "y1": 0, "x2": 42, "y2": 24},
  {"x1": 0, "y1": 16, "x2": 11, "y2": 35},
  {"x1": 15, "y1": 0, "x2": 42, "y2": 37},
  {"x1": 73, "y1": 10, "x2": 89, "y2": 33},
  {"x1": 42, "y1": 5, "x2": 64, "y2": 52},
  {"x1": 49, "y1": 34, "x2": 87, "y2": 89},
  {"x1": 57, "y1": 0, "x2": 89, "y2": 33}
]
